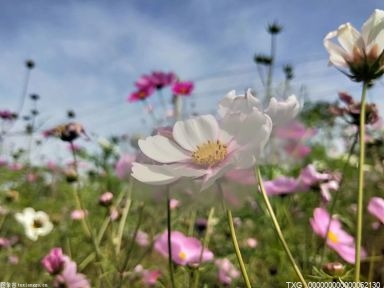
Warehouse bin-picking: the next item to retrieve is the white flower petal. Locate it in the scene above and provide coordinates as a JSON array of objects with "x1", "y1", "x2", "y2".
[
  {"x1": 336, "y1": 23, "x2": 363, "y2": 55},
  {"x1": 264, "y1": 95, "x2": 300, "y2": 126},
  {"x1": 173, "y1": 115, "x2": 218, "y2": 151},
  {"x1": 138, "y1": 135, "x2": 190, "y2": 164},
  {"x1": 218, "y1": 90, "x2": 237, "y2": 117},
  {"x1": 362, "y1": 9, "x2": 384, "y2": 48},
  {"x1": 131, "y1": 162, "x2": 180, "y2": 185},
  {"x1": 131, "y1": 163, "x2": 206, "y2": 185},
  {"x1": 324, "y1": 30, "x2": 349, "y2": 67},
  {"x1": 218, "y1": 89, "x2": 262, "y2": 118}
]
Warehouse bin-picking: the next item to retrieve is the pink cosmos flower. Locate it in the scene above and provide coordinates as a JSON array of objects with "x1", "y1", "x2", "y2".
[
  {"x1": 172, "y1": 81, "x2": 194, "y2": 96},
  {"x1": 263, "y1": 176, "x2": 299, "y2": 196},
  {"x1": 135, "y1": 74, "x2": 154, "y2": 90},
  {"x1": 368, "y1": 197, "x2": 384, "y2": 224},
  {"x1": 320, "y1": 180, "x2": 340, "y2": 203},
  {"x1": 154, "y1": 230, "x2": 214, "y2": 266},
  {"x1": 53, "y1": 256, "x2": 90, "y2": 288},
  {"x1": 215, "y1": 258, "x2": 240, "y2": 285},
  {"x1": 128, "y1": 87, "x2": 154, "y2": 102},
  {"x1": 297, "y1": 165, "x2": 331, "y2": 188},
  {"x1": 133, "y1": 265, "x2": 161, "y2": 287},
  {"x1": 310, "y1": 207, "x2": 367, "y2": 263},
  {"x1": 42, "y1": 248, "x2": 66, "y2": 275},
  {"x1": 150, "y1": 71, "x2": 176, "y2": 89},
  {"x1": 115, "y1": 154, "x2": 136, "y2": 179},
  {"x1": 132, "y1": 113, "x2": 272, "y2": 191},
  {"x1": 142, "y1": 269, "x2": 161, "y2": 286}
]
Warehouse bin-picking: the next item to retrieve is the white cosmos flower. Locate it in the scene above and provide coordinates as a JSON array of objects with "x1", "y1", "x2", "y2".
[
  {"x1": 15, "y1": 207, "x2": 53, "y2": 241},
  {"x1": 218, "y1": 89, "x2": 300, "y2": 127},
  {"x1": 132, "y1": 113, "x2": 272, "y2": 190},
  {"x1": 324, "y1": 9, "x2": 384, "y2": 82}
]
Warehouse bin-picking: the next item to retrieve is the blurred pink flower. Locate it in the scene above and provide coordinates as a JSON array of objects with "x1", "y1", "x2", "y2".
[
  {"x1": 109, "y1": 207, "x2": 120, "y2": 221},
  {"x1": 26, "y1": 173, "x2": 38, "y2": 183},
  {"x1": 0, "y1": 238, "x2": 10, "y2": 248},
  {"x1": 246, "y1": 237, "x2": 258, "y2": 248},
  {"x1": 53, "y1": 256, "x2": 90, "y2": 288},
  {"x1": 8, "y1": 255, "x2": 19, "y2": 265},
  {"x1": 99, "y1": 191, "x2": 114, "y2": 206},
  {"x1": 115, "y1": 154, "x2": 136, "y2": 179},
  {"x1": 0, "y1": 110, "x2": 17, "y2": 121},
  {"x1": 275, "y1": 121, "x2": 316, "y2": 140},
  {"x1": 9, "y1": 162, "x2": 23, "y2": 171},
  {"x1": 42, "y1": 247, "x2": 66, "y2": 275},
  {"x1": 150, "y1": 71, "x2": 176, "y2": 89},
  {"x1": 135, "y1": 75, "x2": 154, "y2": 90},
  {"x1": 320, "y1": 180, "x2": 340, "y2": 203},
  {"x1": 172, "y1": 81, "x2": 194, "y2": 96},
  {"x1": 310, "y1": 207, "x2": 366, "y2": 263},
  {"x1": 128, "y1": 87, "x2": 154, "y2": 102},
  {"x1": 368, "y1": 197, "x2": 384, "y2": 224},
  {"x1": 169, "y1": 199, "x2": 180, "y2": 209},
  {"x1": 133, "y1": 265, "x2": 161, "y2": 287},
  {"x1": 215, "y1": 258, "x2": 240, "y2": 285},
  {"x1": 0, "y1": 159, "x2": 8, "y2": 167},
  {"x1": 297, "y1": 164, "x2": 331, "y2": 189},
  {"x1": 135, "y1": 230, "x2": 150, "y2": 247},
  {"x1": 70, "y1": 209, "x2": 88, "y2": 220},
  {"x1": 154, "y1": 230, "x2": 214, "y2": 266},
  {"x1": 142, "y1": 269, "x2": 161, "y2": 286},
  {"x1": 283, "y1": 142, "x2": 312, "y2": 158},
  {"x1": 263, "y1": 176, "x2": 298, "y2": 196}
]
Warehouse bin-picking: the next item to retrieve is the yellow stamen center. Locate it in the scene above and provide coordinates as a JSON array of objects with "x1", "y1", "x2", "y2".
[
  {"x1": 191, "y1": 140, "x2": 227, "y2": 167},
  {"x1": 327, "y1": 231, "x2": 338, "y2": 244},
  {"x1": 179, "y1": 251, "x2": 187, "y2": 260}
]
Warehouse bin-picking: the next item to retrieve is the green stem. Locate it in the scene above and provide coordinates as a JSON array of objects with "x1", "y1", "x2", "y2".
[
  {"x1": 115, "y1": 178, "x2": 133, "y2": 255},
  {"x1": 193, "y1": 207, "x2": 215, "y2": 288},
  {"x1": 354, "y1": 81, "x2": 368, "y2": 281},
  {"x1": 226, "y1": 209, "x2": 252, "y2": 288},
  {"x1": 217, "y1": 181, "x2": 251, "y2": 288},
  {"x1": 166, "y1": 188, "x2": 176, "y2": 288},
  {"x1": 256, "y1": 167, "x2": 308, "y2": 288}
]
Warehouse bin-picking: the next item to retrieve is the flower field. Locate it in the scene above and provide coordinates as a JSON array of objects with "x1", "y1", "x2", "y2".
[{"x1": 0, "y1": 7, "x2": 384, "y2": 288}]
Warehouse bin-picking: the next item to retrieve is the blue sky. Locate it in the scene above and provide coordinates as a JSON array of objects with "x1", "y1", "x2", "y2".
[{"x1": 0, "y1": 0, "x2": 383, "y2": 160}]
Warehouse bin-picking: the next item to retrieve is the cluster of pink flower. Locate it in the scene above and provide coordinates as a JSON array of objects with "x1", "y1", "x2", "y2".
[
  {"x1": 128, "y1": 71, "x2": 194, "y2": 102},
  {"x1": 42, "y1": 248, "x2": 90, "y2": 288},
  {"x1": 263, "y1": 164, "x2": 341, "y2": 202},
  {"x1": 133, "y1": 229, "x2": 240, "y2": 285}
]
